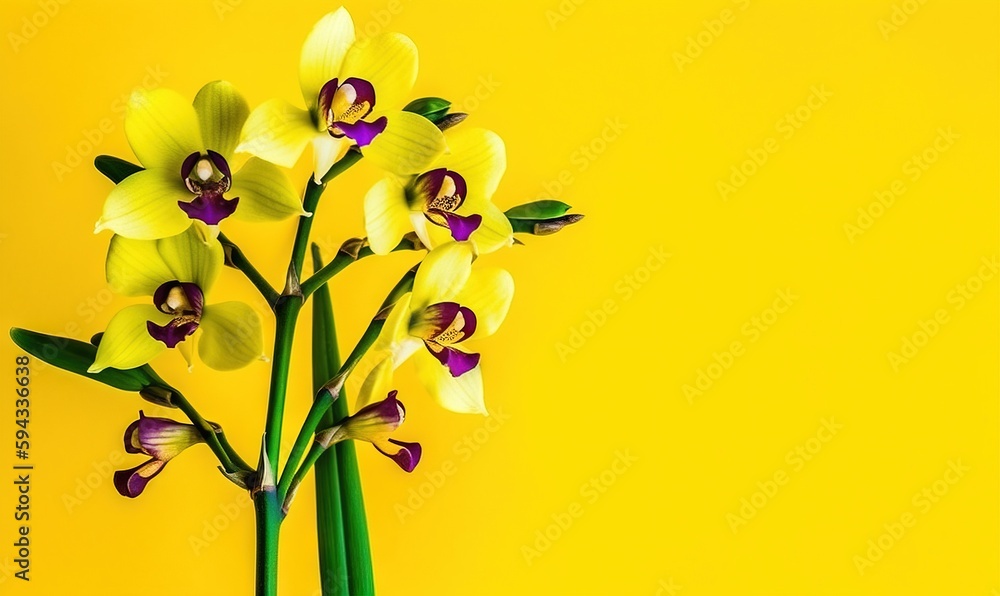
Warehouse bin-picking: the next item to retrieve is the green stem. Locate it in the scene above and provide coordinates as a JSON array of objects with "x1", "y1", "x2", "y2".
[
  {"x1": 291, "y1": 152, "x2": 363, "y2": 278},
  {"x1": 254, "y1": 487, "x2": 281, "y2": 596},
  {"x1": 218, "y1": 232, "x2": 280, "y2": 308},
  {"x1": 168, "y1": 387, "x2": 250, "y2": 473},
  {"x1": 300, "y1": 237, "x2": 421, "y2": 299},
  {"x1": 263, "y1": 297, "x2": 303, "y2": 475}
]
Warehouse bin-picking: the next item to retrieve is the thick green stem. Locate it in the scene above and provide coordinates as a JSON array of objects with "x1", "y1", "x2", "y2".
[
  {"x1": 264, "y1": 297, "x2": 303, "y2": 475},
  {"x1": 218, "y1": 232, "x2": 280, "y2": 308},
  {"x1": 300, "y1": 237, "x2": 421, "y2": 299},
  {"x1": 291, "y1": 152, "x2": 363, "y2": 278},
  {"x1": 254, "y1": 488, "x2": 281, "y2": 596}
]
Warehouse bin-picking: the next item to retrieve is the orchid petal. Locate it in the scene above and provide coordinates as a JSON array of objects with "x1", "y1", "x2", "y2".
[
  {"x1": 95, "y1": 169, "x2": 193, "y2": 240},
  {"x1": 363, "y1": 178, "x2": 411, "y2": 255},
  {"x1": 198, "y1": 302, "x2": 264, "y2": 371},
  {"x1": 236, "y1": 99, "x2": 316, "y2": 168},
  {"x1": 125, "y1": 88, "x2": 203, "y2": 170},
  {"x1": 230, "y1": 158, "x2": 309, "y2": 222},
  {"x1": 89, "y1": 305, "x2": 170, "y2": 373},
  {"x1": 193, "y1": 80, "x2": 250, "y2": 161}
]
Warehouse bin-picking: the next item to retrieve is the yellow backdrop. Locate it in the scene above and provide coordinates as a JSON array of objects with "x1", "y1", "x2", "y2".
[{"x1": 0, "y1": 1, "x2": 997, "y2": 594}]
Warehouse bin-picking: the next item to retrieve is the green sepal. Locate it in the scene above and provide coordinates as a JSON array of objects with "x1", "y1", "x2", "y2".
[
  {"x1": 94, "y1": 155, "x2": 144, "y2": 184},
  {"x1": 403, "y1": 97, "x2": 452, "y2": 124},
  {"x1": 10, "y1": 327, "x2": 156, "y2": 392},
  {"x1": 505, "y1": 200, "x2": 573, "y2": 220}
]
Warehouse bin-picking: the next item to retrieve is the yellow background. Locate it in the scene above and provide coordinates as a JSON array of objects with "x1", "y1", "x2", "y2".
[{"x1": 0, "y1": 1, "x2": 997, "y2": 594}]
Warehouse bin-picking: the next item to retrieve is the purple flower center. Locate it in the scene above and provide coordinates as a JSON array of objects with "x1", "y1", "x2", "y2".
[
  {"x1": 147, "y1": 281, "x2": 204, "y2": 348},
  {"x1": 318, "y1": 77, "x2": 388, "y2": 147},
  {"x1": 413, "y1": 302, "x2": 481, "y2": 377},
  {"x1": 412, "y1": 169, "x2": 482, "y2": 242},
  {"x1": 177, "y1": 150, "x2": 239, "y2": 225}
]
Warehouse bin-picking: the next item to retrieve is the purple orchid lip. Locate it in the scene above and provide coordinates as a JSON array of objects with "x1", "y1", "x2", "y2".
[
  {"x1": 414, "y1": 168, "x2": 468, "y2": 212},
  {"x1": 113, "y1": 458, "x2": 167, "y2": 498},
  {"x1": 426, "y1": 210, "x2": 482, "y2": 241},
  {"x1": 179, "y1": 151, "x2": 238, "y2": 225},
  {"x1": 374, "y1": 439, "x2": 422, "y2": 472},
  {"x1": 318, "y1": 77, "x2": 386, "y2": 147},
  {"x1": 147, "y1": 281, "x2": 204, "y2": 348},
  {"x1": 414, "y1": 302, "x2": 481, "y2": 377}
]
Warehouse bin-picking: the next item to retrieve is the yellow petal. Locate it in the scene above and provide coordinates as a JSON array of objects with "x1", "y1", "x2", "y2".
[
  {"x1": 341, "y1": 32, "x2": 418, "y2": 110},
  {"x1": 455, "y1": 267, "x2": 514, "y2": 338},
  {"x1": 312, "y1": 134, "x2": 352, "y2": 182},
  {"x1": 125, "y1": 88, "x2": 203, "y2": 170},
  {"x1": 411, "y1": 242, "x2": 473, "y2": 311},
  {"x1": 364, "y1": 111, "x2": 446, "y2": 175},
  {"x1": 468, "y1": 202, "x2": 514, "y2": 254},
  {"x1": 356, "y1": 356, "x2": 394, "y2": 410},
  {"x1": 236, "y1": 99, "x2": 316, "y2": 168},
  {"x1": 437, "y1": 128, "x2": 506, "y2": 200},
  {"x1": 106, "y1": 235, "x2": 174, "y2": 296},
  {"x1": 193, "y1": 81, "x2": 250, "y2": 160},
  {"x1": 373, "y1": 293, "x2": 413, "y2": 354},
  {"x1": 89, "y1": 305, "x2": 169, "y2": 373},
  {"x1": 363, "y1": 178, "x2": 411, "y2": 254},
  {"x1": 198, "y1": 302, "x2": 264, "y2": 371},
  {"x1": 95, "y1": 168, "x2": 193, "y2": 240},
  {"x1": 413, "y1": 348, "x2": 486, "y2": 414},
  {"x1": 299, "y1": 8, "x2": 356, "y2": 108},
  {"x1": 156, "y1": 226, "x2": 224, "y2": 294},
  {"x1": 230, "y1": 158, "x2": 308, "y2": 222}
]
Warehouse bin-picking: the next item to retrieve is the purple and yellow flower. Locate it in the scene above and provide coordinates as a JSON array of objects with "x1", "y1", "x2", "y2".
[
  {"x1": 359, "y1": 242, "x2": 513, "y2": 414},
  {"x1": 236, "y1": 7, "x2": 446, "y2": 181},
  {"x1": 88, "y1": 226, "x2": 264, "y2": 373},
  {"x1": 114, "y1": 411, "x2": 205, "y2": 498},
  {"x1": 95, "y1": 81, "x2": 306, "y2": 240},
  {"x1": 317, "y1": 390, "x2": 421, "y2": 472},
  {"x1": 364, "y1": 127, "x2": 514, "y2": 255}
]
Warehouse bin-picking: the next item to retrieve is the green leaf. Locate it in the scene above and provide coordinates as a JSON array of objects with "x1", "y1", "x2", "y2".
[
  {"x1": 10, "y1": 328, "x2": 155, "y2": 391},
  {"x1": 403, "y1": 97, "x2": 451, "y2": 124},
  {"x1": 311, "y1": 246, "x2": 350, "y2": 595},
  {"x1": 505, "y1": 200, "x2": 572, "y2": 220},
  {"x1": 94, "y1": 155, "x2": 144, "y2": 184}
]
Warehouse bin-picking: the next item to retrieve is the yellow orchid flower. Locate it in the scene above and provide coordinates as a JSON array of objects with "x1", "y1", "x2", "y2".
[
  {"x1": 95, "y1": 81, "x2": 306, "y2": 240},
  {"x1": 236, "y1": 7, "x2": 446, "y2": 181},
  {"x1": 88, "y1": 227, "x2": 264, "y2": 373},
  {"x1": 358, "y1": 242, "x2": 513, "y2": 414},
  {"x1": 363, "y1": 127, "x2": 514, "y2": 255}
]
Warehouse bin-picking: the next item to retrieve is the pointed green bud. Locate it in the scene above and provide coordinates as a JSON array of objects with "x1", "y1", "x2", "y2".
[
  {"x1": 505, "y1": 200, "x2": 573, "y2": 220},
  {"x1": 94, "y1": 155, "x2": 143, "y2": 184},
  {"x1": 403, "y1": 97, "x2": 452, "y2": 123}
]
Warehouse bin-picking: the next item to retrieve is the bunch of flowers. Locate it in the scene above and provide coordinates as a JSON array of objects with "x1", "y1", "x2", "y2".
[{"x1": 11, "y1": 7, "x2": 580, "y2": 595}]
